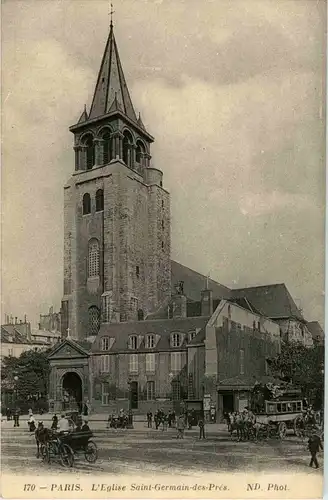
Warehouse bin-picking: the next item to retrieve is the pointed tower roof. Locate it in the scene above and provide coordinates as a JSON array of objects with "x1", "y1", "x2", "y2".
[
  {"x1": 78, "y1": 105, "x2": 88, "y2": 124},
  {"x1": 89, "y1": 25, "x2": 138, "y2": 123}
]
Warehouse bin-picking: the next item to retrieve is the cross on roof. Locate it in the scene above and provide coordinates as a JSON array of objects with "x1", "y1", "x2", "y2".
[{"x1": 110, "y1": 2, "x2": 115, "y2": 28}]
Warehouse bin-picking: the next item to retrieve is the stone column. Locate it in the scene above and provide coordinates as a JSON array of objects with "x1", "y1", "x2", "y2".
[
  {"x1": 73, "y1": 146, "x2": 81, "y2": 171},
  {"x1": 144, "y1": 153, "x2": 151, "y2": 168},
  {"x1": 131, "y1": 144, "x2": 136, "y2": 168},
  {"x1": 111, "y1": 131, "x2": 124, "y2": 160},
  {"x1": 94, "y1": 138, "x2": 104, "y2": 166},
  {"x1": 80, "y1": 145, "x2": 87, "y2": 170}
]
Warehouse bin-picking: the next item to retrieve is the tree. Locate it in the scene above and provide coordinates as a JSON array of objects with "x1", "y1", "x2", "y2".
[
  {"x1": 1, "y1": 349, "x2": 51, "y2": 409},
  {"x1": 268, "y1": 341, "x2": 324, "y2": 408}
]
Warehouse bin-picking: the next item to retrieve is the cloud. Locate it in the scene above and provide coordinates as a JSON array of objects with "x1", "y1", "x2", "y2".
[{"x1": 2, "y1": 0, "x2": 325, "y2": 326}]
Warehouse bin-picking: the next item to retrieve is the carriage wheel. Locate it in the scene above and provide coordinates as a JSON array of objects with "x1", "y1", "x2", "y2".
[
  {"x1": 278, "y1": 422, "x2": 287, "y2": 439},
  {"x1": 60, "y1": 444, "x2": 74, "y2": 468},
  {"x1": 84, "y1": 440, "x2": 98, "y2": 463}
]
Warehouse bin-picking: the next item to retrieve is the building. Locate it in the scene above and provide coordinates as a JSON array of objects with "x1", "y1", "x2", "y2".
[
  {"x1": 39, "y1": 306, "x2": 61, "y2": 334},
  {"x1": 1, "y1": 320, "x2": 47, "y2": 360},
  {"x1": 31, "y1": 306, "x2": 62, "y2": 346},
  {"x1": 231, "y1": 284, "x2": 314, "y2": 347},
  {"x1": 47, "y1": 17, "x2": 318, "y2": 415},
  {"x1": 306, "y1": 321, "x2": 325, "y2": 346},
  {"x1": 61, "y1": 20, "x2": 171, "y2": 341}
]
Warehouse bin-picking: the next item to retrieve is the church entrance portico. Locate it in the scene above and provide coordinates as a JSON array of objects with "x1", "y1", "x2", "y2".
[
  {"x1": 62, "y1": 371, "x2": 83, "y2": 413},
  {"x1": 47, "y1": 339, "x2": 91, "y2": 413}
]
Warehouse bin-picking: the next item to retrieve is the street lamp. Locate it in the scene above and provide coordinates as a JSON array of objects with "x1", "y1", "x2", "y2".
[{"x1": 127, "y1": 377, "x2": 133, "y2": 429}]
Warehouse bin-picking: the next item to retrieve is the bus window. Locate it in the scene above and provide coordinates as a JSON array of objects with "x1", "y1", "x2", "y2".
[
  {"x1": 282, "y1": 403, "x2": 287, "y2": 412},
  {"x1": 277, "y1": 404, "x2": 282, "y2": 413}
]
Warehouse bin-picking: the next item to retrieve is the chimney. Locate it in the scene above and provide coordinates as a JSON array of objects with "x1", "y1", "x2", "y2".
[
  {"x1": 24, "y1": 314, "x2": 27, "y2": 323},
  {"x1": 172, "y1": 281, "x2": 187, "y2": 318},
  {"x1": 201, "y1": 288, "x2": 213, "y2": 316}
]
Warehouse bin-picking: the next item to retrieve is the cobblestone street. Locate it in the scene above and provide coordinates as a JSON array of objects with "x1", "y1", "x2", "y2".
[{"x1": 1, "y1": 419, "x2": 323, "y2": 477}]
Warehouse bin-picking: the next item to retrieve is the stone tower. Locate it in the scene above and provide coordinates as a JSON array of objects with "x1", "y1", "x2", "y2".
[{"x1": 61, "y1": 23, "x2": 171, "y2": 340}]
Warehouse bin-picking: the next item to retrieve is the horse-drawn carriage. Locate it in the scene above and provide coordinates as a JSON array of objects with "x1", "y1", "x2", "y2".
[
  {"x1": 229, "y1": 382, "x2": 319, "y2": 441},
  {"x1": 250, "y1": 382, "x2": 318, "y2": 440},
  {"x1": 41, "y1": 429, "x2": 98, "y2": 467}
]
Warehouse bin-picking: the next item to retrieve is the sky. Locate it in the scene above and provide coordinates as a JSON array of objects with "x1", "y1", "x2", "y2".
[{"x1": 2, "y1": 0, "x2": 326, "y2": 327}]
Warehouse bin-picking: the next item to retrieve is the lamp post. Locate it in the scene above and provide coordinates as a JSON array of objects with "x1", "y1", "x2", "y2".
[{"x1": 127, "y1": 377, "x2": 133, "y2": 429}]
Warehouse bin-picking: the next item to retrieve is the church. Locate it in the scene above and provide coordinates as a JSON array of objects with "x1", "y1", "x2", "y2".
[{"x1": 47, "y1": 20, "x2": 313, "y2": 419}]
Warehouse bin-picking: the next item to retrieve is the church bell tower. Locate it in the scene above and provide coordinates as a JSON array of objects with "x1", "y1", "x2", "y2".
[{"x1": 61, "y1": 21, "x2": 171, "y2": 340}]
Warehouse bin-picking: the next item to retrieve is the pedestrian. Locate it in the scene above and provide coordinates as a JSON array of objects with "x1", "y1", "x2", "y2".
[
  {"x1": 147, "y1": 411, "x2": 152, "y2": 428},
  {"x1": 176, "y1": 415, "x2": 185, "y2": 439},
  {"x1": 6, "y1": 408, "x2": 11, "y2": 421},
  {"x1": 198, "y1": 417, "x2": 205, "y2": 439},
  {"x1": 27, "y1": 413, "x2": 36, "y2": 432},
  {"x1": 308, "y1": 432, "x2": 323, "y2": 469},
  {"x1": 51, "y1": 414, "x2": 58, "y2": 430},
  {"x1": 13, "y1": 407, "x2": 20, "y2": 427}
]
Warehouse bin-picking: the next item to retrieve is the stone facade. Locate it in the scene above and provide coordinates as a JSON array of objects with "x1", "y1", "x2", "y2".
[{"x1": 61, "y1": 26, "x2": 171, "y2": 340}]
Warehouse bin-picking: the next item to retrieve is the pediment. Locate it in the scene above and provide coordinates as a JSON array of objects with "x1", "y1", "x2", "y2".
[{"x1": 48, "y1": 339, "x2": 89, "y2": 360}]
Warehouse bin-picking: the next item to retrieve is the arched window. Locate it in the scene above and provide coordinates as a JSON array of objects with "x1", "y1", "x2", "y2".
[
  {"x1": 83, "y1": 193, "x2": 91, "y2": 215},
  {"x1": 88, "y1": 239, "x2": 100, "y2": 277},
  {"x1": 95, "y1": 189, "x2": 104, "y2": 212},
  {"x1": 136, "y1": 141, "x2": 145, "y2": 164},
  {"x1": 88, "y1": 306, "x2": 100, "y2": 335},
  {"x1": 101, "y1": 130, "x2": 112, "y2": 164},
  {"x1": 83, "y1": 134, "x2": 95, "y2": 170},
  {"x1": 123, "y1": 130, "x2": 133, "y2": 168}
]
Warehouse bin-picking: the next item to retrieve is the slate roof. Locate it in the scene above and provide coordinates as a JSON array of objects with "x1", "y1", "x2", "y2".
[
  {"x1": 1, "y1": 325, "x2": 42, "y2": 345},
  {"x1": 171, "y1": 260, "x2": 231, "y2": 301},
  {"x1": 92, "y1": 316, "x2": 210, "y2": 353},
  {"x1": 306, "y1": 321, "x2": 324, "y2": 342},
  {"x1": 88, "y1": 25, "x2": 138, "y2": 124},
  {"x1": 231, "y1": 284, "x2": 304, "y2": 321}
]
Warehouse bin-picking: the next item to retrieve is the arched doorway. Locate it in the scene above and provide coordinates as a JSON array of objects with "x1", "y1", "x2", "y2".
[{"x1": 62, "y1": 372, "x2": 83, "y2": 413}]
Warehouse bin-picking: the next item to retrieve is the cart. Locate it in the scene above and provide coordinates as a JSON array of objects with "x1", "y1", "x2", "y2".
[{"x1": 254, "y1": 399, "x2": 304, "y2": 439}]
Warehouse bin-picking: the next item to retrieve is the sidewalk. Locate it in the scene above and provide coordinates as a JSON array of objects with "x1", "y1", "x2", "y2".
[{"x1": 1, "y1": 413, "x2": 227, "y2": 433}]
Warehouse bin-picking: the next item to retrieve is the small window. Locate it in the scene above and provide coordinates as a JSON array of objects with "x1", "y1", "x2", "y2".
[
  {"x1": 102, "y1": 382, "x2": 109, "y2": 405},
  {"x1": 83, "y1": 193, "x2": 91, "y2": 215},
  {"x1": 161, "y1": 241, "x2": 164, "y2": 250},
  {"x1": 146, "y1": 334, "x2": 155, "y2": 348},
  {"x1": 130, "y1": 297, "x2": 138, "y2": 312},
  {"x1": 88, "y1": 306, "x2": 100, "y2": 335},
  {"x1": 129, "y1": 353, "x2": 138, "y2": 373},
  {"x1": 161, "y1": 220, "x2": 164, "y2": 230},
  {"x1": 96, "y1": 189, "x2": 104, "y2": 212},
  {"x1": 101, "y1": 337, "x2": 109, "y2": 351},
  {"x1": 88, "y1": 239, "x2": 100, "y2": 277},
  {"x1": 253, "y1": 320, "x2": 256, "y2": 330},
  {"x1": 189, "y1": 331, "x2": 196, "y2": 342},
  {"x1": 146, "y1": 353, "x2": 155, "y2": 372},
  {"x1": 228, "y1": 305, "x2": 231, "y2": 319},
  {"x1": 137, "y1": 309, "x2": 144, "y2": 321},
  {"x1": 171, "y1": 333, "x2": 182, "y2": 347},
  {"x1": 129, "y1": 335, "x2": 137, "y2": 350},
  {"x1": 136, "y1": 266, "x2": 140, "y2": 278},
  {"x1": 8, "y1": 348, "x2": 13, "y2": 356},
  {"x1": 101, "y1": 354, "x2": 110, "y2": 373},
  {"x1": 162, "y1": 200, "x2": 164, "y2": 208},
  {"x1": 160, "y1": 180, "x2": 163, "y2": 187},
  {"x1": 146, "y1": 381, "x2": 155, "y2": 400},
  {"x1": 170, "y1": 351, "x2": 182, "y2": 371},
  {"x1": 257, "y1": 321, "x2": 261, "y2": 331},
  {"x1": 240, "y1": 348, "x2": 245, "y2": 375}
]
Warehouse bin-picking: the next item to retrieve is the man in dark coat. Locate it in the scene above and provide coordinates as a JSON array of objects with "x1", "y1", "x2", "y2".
[
  {"x1": 13, "y1": 408, "x2": 20, "y2": 427},
  {"x1": 308, "y1": 432, "x2": 323, "y2": 468}
]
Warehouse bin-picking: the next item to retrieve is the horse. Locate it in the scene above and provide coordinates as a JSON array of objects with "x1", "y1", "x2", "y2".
[
  {"x1": 35, "y1": 422, "x2": 52, "y2": 458},
  {"x1": 229, "y1": 412, "x2": 244, "y2": 441}
]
